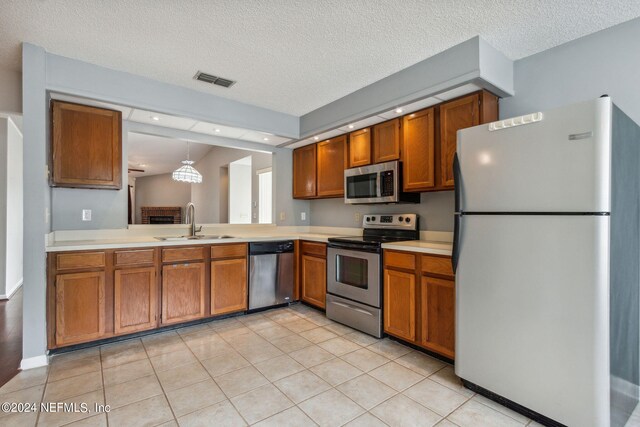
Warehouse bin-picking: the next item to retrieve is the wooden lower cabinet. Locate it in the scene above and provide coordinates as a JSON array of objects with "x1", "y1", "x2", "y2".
[
  {"x1": 161, "y1": 262, "x2": 206, "y2": 325},
  {"x1": 55, "y1": 271, "x2": 106, "y2": 346},
  {"x1": 301, "y1": 254, "x2": 326, "y2": 309},
  {"x1": 114, "y1": 267, "x2": 157, "y2": 334},
  {"x1": 383, "y1": 250, "x2": 455, "y2": 359},
  {"x1": 420, "y1": 276, "x2": 455, "y2": 358},
  {"x1": 211, "y1": 258, "x2": 247, "y2": 315},
  {"x1": 383, "y1": 268, "x2": 416, "y2": 341}
]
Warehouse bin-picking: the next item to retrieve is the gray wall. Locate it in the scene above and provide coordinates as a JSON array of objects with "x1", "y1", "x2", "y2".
[
  {"x1": 500, "y1": 18, "x2": 640, "y2": 124},
  {"x1": 0, "y1": 68, "x2": 21, "y2": 114},
  {"x1": 309, "y1": 192, "x2": 454, "y2": 231},
  {"x1": 191, "y1": 146, "x2": 272, "y2": 224},
  {"x1": 134, "y1": 173, "x2": 191, "y2": 224}
]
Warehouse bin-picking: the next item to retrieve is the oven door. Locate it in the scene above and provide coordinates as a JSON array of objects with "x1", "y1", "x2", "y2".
[{"x1": 327, "y1": 247, "x2": 380, "y2": 308}]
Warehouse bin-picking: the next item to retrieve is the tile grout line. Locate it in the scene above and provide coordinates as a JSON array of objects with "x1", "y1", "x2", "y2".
[
  {"x1": 140, "y1": 336, "x2": 181, "y2": 426},
  {"x1": 34, "y1": 363, "x2": 51, "y2": 426}
]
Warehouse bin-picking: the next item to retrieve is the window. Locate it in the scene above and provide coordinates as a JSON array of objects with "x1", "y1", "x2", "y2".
[{"x1": 258, "y1": 169, "x2": 272, "y2": 224}]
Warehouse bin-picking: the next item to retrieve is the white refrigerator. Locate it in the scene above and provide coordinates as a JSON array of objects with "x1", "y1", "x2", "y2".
[{"x1": 454, "y1": 97, "x2": 640, "y2": 427}]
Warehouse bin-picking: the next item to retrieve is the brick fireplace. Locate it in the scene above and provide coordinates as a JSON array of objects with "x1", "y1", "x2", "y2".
[{"x1": 141, "y1": 207, "x2": 182, "y2": 224}]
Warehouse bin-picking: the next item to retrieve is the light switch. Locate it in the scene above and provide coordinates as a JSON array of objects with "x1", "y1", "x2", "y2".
[
  {"x1": 301, "y1": 212, "x2": 306, "y2": 221},
  {"x1": 82, "y1": 209, "x2": 92, "y2": 221},
  {"x1": 279, "y1": 211, "x2": 286, "y2": 221}
]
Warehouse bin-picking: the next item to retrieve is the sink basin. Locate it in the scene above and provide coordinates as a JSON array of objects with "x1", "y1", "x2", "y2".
[{"x1": 155, "y1": 235, "x2": 234, "y2": 241}]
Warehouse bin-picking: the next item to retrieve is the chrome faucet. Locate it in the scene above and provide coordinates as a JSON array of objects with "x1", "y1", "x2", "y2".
[{"x1": 185, "y1": 202, "x2": 202, "y2": 237}]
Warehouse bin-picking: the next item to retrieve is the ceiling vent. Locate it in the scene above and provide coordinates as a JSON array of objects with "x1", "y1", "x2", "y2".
[{"x1": 194, "y1": 71, "x2": 236, "y2": 88}]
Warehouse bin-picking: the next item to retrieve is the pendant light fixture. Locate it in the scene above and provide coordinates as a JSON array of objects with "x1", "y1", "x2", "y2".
[{"x1": 172, "y1": 142, "x2": 202, "y2": 184}]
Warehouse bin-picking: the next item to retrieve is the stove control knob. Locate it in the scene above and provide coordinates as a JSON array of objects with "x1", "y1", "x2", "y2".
[
  {"x1": 398, "y1": 216, "x2": 404, "y2": 222},
  {"x1": 371, "y1": 216, "x2": 376, "y2": 221},
  {"x1": 366, "y1": 217, "x2": 370, "y2": 222},
  {"x1": 405, "y1": 217, "x2": 411, "y2": 223}
]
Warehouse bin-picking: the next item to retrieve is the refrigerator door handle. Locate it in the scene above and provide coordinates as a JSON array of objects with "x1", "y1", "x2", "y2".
[
  {"x1": 454, "y1": 152, "x2": 462, "y2": 214},
  {"x1": 452, "y1": 152, "x2": 462, "y2": 274},
  {"x1": 452, "y1": 213, "x2": 460, "y2": 274}
]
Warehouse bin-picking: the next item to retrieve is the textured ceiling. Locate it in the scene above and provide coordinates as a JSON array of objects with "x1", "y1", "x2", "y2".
[
  {"x1": 2, "y1": 1, "x2": 640, "y2": 115},
  {"x1": 127, "y1": 132, "x2": 213, "y2": 178}
]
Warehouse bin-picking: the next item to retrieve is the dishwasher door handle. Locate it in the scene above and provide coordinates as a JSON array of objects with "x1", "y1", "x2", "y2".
[{"x1": 330, "y1": 301, "x2": 374, "y2": 317}]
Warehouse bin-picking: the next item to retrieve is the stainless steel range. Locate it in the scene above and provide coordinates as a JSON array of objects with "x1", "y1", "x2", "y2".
[{"x1": 326, "y1": 214, "x2": 419, "y2": 338}]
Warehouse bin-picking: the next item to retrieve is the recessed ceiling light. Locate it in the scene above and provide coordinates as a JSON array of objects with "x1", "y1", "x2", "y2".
[
  {"x1": 395, "y1": 108, "x2": 403, "y2": 114},
  {"x1": 151, "y1": 115, "x2": 160, "y2": 121},
  {"x1": 263, "y1": 137, "x2": 269, "y2": 141},
  {"x1": 139, "y1": 164, "x2": 147, "y2": 167},
  {"x1": 214, "y1": 128, "x2": 221, "y2": 132},
  {"x1": 314, "y1": 136, "x2": 319, "y2": 140},
  {"x1": 348, "y1": 124, "x2": 354, "y2": 129}
]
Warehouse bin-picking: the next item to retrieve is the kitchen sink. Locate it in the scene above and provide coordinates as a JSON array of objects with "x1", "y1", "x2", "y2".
[{"x1": 155, "y1": 235, "x2": 234, "y2": 241}]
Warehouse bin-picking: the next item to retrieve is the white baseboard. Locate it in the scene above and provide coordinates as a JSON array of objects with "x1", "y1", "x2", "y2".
[
  {"x1": 20, "y1": 355, "x2": 49, "y2": 370},
  {"x1": 0, "y1": 278, "x2": 23, "y2": 300}
]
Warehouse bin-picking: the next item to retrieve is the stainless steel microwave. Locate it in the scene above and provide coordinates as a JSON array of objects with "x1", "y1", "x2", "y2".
[{"x1": 344, "y1": 160, "x2": 420, "y2": 204}]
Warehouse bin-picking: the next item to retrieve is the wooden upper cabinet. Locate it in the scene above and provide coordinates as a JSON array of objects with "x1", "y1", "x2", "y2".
[
  {"x1": 439, "y1": 91, "x2": 498, "y2": 189},
  {"x1": 317, "y1": 136, "x2": 348, "y2": 198},
  {"x1": 402, "y1": 107, "x2": 436, "y2": 192},
  {"x1": 114, "y1": 267, "x2": 157, "y2": 334},
  {"x1": 293, "y1": 144, "x2": 317, "y2": 199},
  {"x1": 211, "y1": 258, "x2": 247, "y2": 316},
  {"x1": 55, "y1": 271, "x2": 106, "y2": 346},
  {"x1": 161, "y1": 262, "x2": 206, "y2": 325},
  {"x1": 420, "y1": 276, "x2": 455, "y2": 359},
  {"x1": 349, "y1": 128, "x2": 372, "y2": 168},
  {"x1": 373, "y1": 118, "x2": 401, "y2": 164},
  {"x1": 51, "y1": 101, "x2": 122, "y2": 189}
]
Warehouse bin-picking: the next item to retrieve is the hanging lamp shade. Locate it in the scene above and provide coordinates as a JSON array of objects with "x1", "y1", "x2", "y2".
[
  {"x1": 172, "y1": 160, "x2": 202, "y2": 183},
  {"x1": 172, "y1": 142, "x2": 202, "y2": 184}
]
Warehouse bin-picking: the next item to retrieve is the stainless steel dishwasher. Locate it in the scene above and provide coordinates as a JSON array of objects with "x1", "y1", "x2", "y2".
[{"x1": 248, "y1": 241, "x2": 294, "y2": 310}]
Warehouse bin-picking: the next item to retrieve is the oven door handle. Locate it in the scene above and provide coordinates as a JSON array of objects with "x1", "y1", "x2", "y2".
[{"x1": 330, "y1": 301, "x2": 374, "y2": 317}]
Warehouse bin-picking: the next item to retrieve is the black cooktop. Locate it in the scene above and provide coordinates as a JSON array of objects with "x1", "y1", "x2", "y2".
[{"x1": 328, "y1": 235, "x2": 413, "y2": 247}]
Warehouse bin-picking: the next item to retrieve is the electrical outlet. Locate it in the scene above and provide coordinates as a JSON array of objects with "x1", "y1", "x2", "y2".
[
  {"x1": 82, "y1": 209, "x2": 92, "y2": 221},
  {"x1": 253, "y1": 212, "x2": 257, "y2": 219},
  {"x1": 301, "y1": 212, "x2": 306, "y2": 221},
  {"x1": 354, "y1": 212, "x2": 361, "y2": 223},
  {"x1": 279, "y1": 211, "x2": 286, "y2": 221}
]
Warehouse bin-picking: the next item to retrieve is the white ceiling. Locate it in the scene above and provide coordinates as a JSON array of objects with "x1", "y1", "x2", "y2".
[
  {"x1": 50, "y1": 93, "x2": 292, "y2": 145},
  {"x1": 2, "y1": 1, "x2": 640, "y2": 116},
  {"x1": 127, "y1": 132, "x2": 212, "y2": 178}
]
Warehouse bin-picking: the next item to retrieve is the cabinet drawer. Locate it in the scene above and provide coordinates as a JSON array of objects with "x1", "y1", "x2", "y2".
[
  {"x1": 211, "y1": 243, "x2": 246, "y2": 259},
  {"x1": 301, "y1": 241, "x2": 327, "y2": 258},
  {"x1": 115, "y1": 249, "x2": 156, "y2": 266},
  {"x1": 162, "y1": 247, "x2": 205, "y2": 263},
  {"x1": 421, "y1": 255, "x2": 454, "y2": 278},
  {"x1": 56, "y1": 252, "x2": 105, "y2": 271},
  {"x1": 384, "y1": 251, "x2": 416, "y2": 271}
]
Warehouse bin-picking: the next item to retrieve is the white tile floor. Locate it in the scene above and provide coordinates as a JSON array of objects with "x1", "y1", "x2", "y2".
[{"x1": 0, "y1": 304, "x2": 634, "y2": 426}]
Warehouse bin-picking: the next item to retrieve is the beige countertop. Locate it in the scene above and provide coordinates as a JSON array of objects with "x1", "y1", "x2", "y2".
[
  {"x1": 381, "y1": 240, "x2": 453, "y2": 256},
  {"x1": 46, "y1": 225, "x2": 454, "y2": 255}
]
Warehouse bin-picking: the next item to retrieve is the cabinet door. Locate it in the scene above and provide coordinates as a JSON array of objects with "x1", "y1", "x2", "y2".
[
  {"x1": 301, "y1": 255, "x2": 326, "y2": 309},
  {"x1": 373, "y1": 118, "x2": 401, "y2": 163},
  {"x1": 420, "y1": 276, "x2": 455, "y2": 358},
  {"x1": 403, "y1": 108, "x2": 435, "y2": 192},
  {"x1": 114, "y1": 267, "x2": 157, "y2": 334},
  {"x1": 162, "y1": 263, "x2": 206, "y2": 325},
  {"x1": 211, "y1": 258, "x2": 247, "y2": 315},
  {"x1": 317, "y1": 136, "x2": 347, "y2": 197},
  {"x1": 51, "y1": 101, "x2": 122, "y2": 189},
  {"x1": 383, "y1": 268, "x2": 416, "y2": 341},
  {"x1": 293, "y1": 144, "x2": 317, "y2": 199},
  {"x1": 349, "y1": 128, "x2": 371, "y2": 167},
  {"x1": 439, "y1": 94, "x2": 479, "y2": 188},
  {"x1": 55, "y1": 271, "x2": 106, "y2": 346}
]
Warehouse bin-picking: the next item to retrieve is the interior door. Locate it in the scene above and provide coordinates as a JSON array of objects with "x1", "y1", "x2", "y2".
[
  {"x1": 457, "y1": 98, "x2": 611, "y2": 213},
  {"x1": 455, "y1": 214, "x2": 610, "y2": 426}
]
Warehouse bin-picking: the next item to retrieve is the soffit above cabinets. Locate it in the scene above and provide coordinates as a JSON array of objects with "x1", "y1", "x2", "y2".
[
  {"x1": 286, "y1": 83, "x2": 481, "y2": 149},
  {"x1": 49, "y1": 92, "x2": 293, "y2": 147}
]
